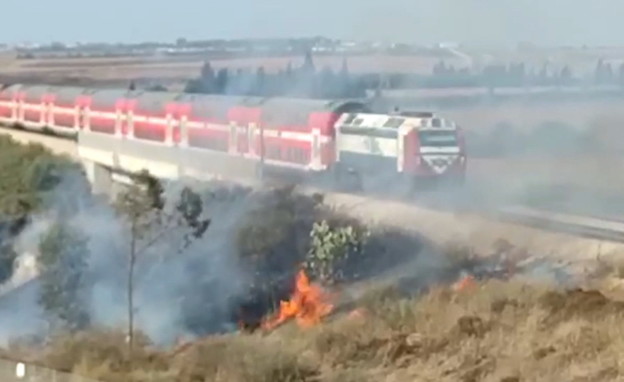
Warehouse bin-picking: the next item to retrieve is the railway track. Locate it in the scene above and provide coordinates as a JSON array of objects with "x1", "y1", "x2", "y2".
[
  {"x1": 406, "y1": 192, "x2": 624, "y2": 243},
  {"x1": 307, "y1": 186, "x2": 624, "y2": 245},
  {"x1": 492, "y1": 206, "x2": 624, "y2": 243},
  {"x1": 350, "y1": 187, "x2": 624, "y2": 244}
]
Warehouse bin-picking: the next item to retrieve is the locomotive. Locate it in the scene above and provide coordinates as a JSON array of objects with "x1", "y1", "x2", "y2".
[{"x1": 0, "y1": 83, "x2": 466, "y2": 193}]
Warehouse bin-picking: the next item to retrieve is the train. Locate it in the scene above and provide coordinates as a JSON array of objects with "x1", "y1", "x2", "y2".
[{"x1": 0, "y1": 83, "x2": 467, "y2": 193}]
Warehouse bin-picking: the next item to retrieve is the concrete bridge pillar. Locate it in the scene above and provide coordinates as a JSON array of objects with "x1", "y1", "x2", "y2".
[{"x1": 82, "y1": 160, "x2": 113, "y2": 197}]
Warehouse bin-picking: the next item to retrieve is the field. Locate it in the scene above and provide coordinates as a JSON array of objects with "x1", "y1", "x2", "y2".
[
  {"x1": 0, "y1": 44, "x2": 618, "y2": 88},
  {"x1": 0, "y1": 53, "x2": 468, "y2": 90}
]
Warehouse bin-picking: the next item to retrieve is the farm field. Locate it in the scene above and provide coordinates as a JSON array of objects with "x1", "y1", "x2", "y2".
[
  {"x1": 4, "y1": 43, "x2": 622, "y2": 79},
  {"x1": 0, "y1": 53, "x2": 465, "y2": 80}
]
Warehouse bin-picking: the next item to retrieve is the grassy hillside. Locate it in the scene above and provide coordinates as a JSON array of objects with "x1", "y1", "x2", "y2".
[{"x1": 3, "y1": 276, "x2": 624, "y2": 382}]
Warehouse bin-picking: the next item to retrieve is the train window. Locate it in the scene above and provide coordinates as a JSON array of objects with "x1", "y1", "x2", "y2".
[
  {"x1": 418, "y1": 130, "x2": 457, "y2": 147},
  {"x1": 400, "y1": 111, "x2": 434, "y2": 118},
  {"x1": 298, "y1": 148, "x2": 305, "y2": 163},
  {"x1": 206, "y1": 138, "x2": 228, "y2": 151},
  {"x1": 285, "y1": 147, "x2": 307, "y2": 164},
  {"x1": 431, "y1": 118, "x2": 442, "y2": 128},
  {"x1": 383, "y1": 117, "x2": 404, "y2": 128},
  {"x1": 266, "y1": 144, "x2": 281, "y2": 160},
  {"x1": 191, "y1": 135, "x2": 228, "y2": 151},
  {"x1": 343, "y1": 114, "x2": 357, "y2": 125},
  {"x1": 352, "y1": 118, "x2": 363, "y2": 126}
]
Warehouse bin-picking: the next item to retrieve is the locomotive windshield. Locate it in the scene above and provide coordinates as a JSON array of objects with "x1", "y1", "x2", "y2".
[{"x1": 418, "y1": 130, "x2": 458, "y2": 147}]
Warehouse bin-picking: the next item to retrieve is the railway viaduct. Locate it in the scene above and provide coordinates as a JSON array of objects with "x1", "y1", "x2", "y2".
[{"x1": 0, "y1": 127, "x2": 263, "y2": 196}]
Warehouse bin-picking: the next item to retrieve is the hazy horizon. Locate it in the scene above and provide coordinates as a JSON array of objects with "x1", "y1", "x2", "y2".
[{"x1": 5, "y1": 0, "x2": 624, "y2": 47}]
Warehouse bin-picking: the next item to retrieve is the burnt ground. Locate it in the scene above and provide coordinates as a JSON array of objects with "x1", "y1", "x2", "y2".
[
  {"x1": 1, "y1": 183, "x2": 622, "y2": 381},
  {"x1": 8, "y1": 272, "x2": 624, "y2": 382}
]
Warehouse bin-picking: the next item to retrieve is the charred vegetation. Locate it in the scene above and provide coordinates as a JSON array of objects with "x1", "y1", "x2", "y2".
[{"x1": 188, "y1": 183, "x2": 461, "y2": 335}]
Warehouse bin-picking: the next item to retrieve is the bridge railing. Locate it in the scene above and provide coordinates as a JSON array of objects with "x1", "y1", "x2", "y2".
[{"x1": 0, "y1": 358, "x2": 100, "y2": 382}]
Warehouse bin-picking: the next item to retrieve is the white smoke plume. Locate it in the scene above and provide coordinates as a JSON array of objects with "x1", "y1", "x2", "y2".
[{"x1": 0, "y1": 170, "x2": 255, "y2": 346}]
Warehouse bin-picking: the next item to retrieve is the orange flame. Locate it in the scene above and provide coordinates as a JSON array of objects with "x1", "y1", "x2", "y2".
[
  {"x1": 262, "y1": 270, "x2": 334, "y2": 331},
  {"x1": 453, "y1": 274, "x2": 477, "y2": 292}
]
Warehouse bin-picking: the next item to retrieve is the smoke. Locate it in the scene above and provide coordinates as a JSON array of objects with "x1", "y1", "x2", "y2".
[
  {"x1": 0, "y1": 281, "x2": 44, "y2": 346},
  {"x1": 358, "y1": 93, "x2": 624, "y2": 229},
  {"x1": 0, "y1": 218, "x2": 52, "y2": 296},
  {"x1": 0, "y1": 123, "x2": 610, "y2": 347},
  {"x1": 89, "y1": 180, "x2": 256, "y2": 344},
  {"x1": 0, "y1": 169, "x2": 257, "y2": 346}
]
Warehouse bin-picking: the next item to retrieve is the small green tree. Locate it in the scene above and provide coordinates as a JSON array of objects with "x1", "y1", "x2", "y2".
[
  {"x1": 115, "y1": 171, "x2": 161, "y2": 356},
  {"x1": 115, "y1": 170, "x2": 210, "y2": 356},
  {"x1": 176, "y1": 187, "x2": 211, "y2": 250},
  {"x1": 305, "y1": 220, "x2": 366, "y2": 285},
  {"x1": 38, "y1": 221, "x2": 91, "y2": 332}
]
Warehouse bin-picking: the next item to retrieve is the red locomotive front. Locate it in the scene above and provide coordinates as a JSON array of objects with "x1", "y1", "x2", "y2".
[{"x1": 332, "y1": 111, "x2": 466, "y2": 192}]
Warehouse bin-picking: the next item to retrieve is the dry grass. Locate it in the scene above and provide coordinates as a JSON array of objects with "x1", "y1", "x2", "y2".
[{"x1": 5, "y1": 279, "x2": 624, "y2": 382}]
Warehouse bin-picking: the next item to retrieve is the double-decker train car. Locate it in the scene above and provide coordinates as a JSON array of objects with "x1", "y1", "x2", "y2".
[{"x1": 0, "y1": 83, "x2": 467, "y2": 192}]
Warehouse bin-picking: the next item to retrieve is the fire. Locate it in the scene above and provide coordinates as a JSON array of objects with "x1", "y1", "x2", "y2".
[
  {"x1": 453, "y1": 274, "x2": 477, "y2": 292},
  {"x1": 262, "y1": 270, "x2": 334, "y2": 331}
]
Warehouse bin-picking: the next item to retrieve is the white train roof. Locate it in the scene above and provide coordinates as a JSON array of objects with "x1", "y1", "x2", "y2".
[{"x1": 336, "y1": 112, "x2": 457, "y2": 130}]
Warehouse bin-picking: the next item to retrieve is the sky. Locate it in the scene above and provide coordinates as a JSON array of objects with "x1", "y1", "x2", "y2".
[{"x1": 4, "y1": 0, "x2": 624, "y2": 46}]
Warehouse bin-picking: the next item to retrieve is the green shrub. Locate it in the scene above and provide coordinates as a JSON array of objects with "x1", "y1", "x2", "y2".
[{"x1": 305, "y1": 220, "x2": 367, "y2": 285}]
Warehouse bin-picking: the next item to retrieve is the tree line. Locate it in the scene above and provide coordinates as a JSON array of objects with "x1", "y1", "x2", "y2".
[
  {"x1": 184, "y1": 51, "x2": 368, "y2": 99},
  {"x1": 177, "y1": 53, "x2": 624, "y2": 101},
  {"x1": 390, "y1": 58, "x2": 624, "y2": 90}
]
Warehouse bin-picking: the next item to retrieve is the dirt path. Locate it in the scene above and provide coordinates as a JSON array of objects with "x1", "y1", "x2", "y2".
[{"x1": 320, "y1": 191, "x2": 624, "y2": 271}]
